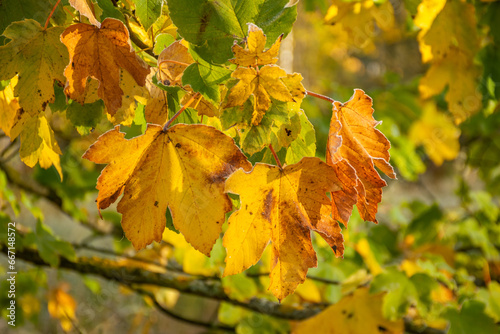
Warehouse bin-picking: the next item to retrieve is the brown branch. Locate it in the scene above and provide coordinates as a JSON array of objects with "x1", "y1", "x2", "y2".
[
  {"x1": 163, "y1": 92, "x2": 201, "y2": 131},
  {"x1": 44, "y1": 0, "x2": 61, "y2": 29},
  {"x1": 0, "y1": 161, "x2": 122, "y2": 238},
  {"x1": 268, "y1": 144, "x2": 283, "y2": 169},
  {"x1": 132, "y1": 287, "x2": 235, "y2": 332},
  {"x1": 306, "y1": 90, "x2": 336, "y2": 104},
  {"x1": 0, "y1": 243, "x2": 449, "y2": 334}
]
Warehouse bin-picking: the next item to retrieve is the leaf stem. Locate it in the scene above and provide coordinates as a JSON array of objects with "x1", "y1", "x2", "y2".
[
  {"x1": 44, "y1": 0, "x2": 61, "y2": 30},
  {"x1": 269, "y1": 144, "x2": 283, "y2": 169},
  {"x1": 306, "y1": 90, "x2": 336, "y2": 104},
  {"x1": 162, "y1": 92, "x2": 201, "y2": 131}
]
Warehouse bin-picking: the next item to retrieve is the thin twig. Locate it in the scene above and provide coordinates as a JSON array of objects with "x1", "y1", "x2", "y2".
[
  {"x1": 133, "y1": 287, "x2": 236, "y2": 332},
  {"x1": 44, "y1": 0, "x2": 61, "y2": 29},
  {"x1": 268, "y1": 144, "x2": 283, "y2": 169},
  {"x1": 163, "y1": 92, "x2": 200, "y2": 131},
  {"x1": 306, "y1": 90, "x2": 336, "y2": 104}
]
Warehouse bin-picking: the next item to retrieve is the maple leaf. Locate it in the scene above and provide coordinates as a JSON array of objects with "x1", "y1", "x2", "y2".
[
  {"x1": 0, "y1": 76, "x2": 21, "y2": 138},
  {"x1": 0, "y1": 19, "x2": 68, "y2": 116},
  {"x1": 327, "y1": 89, "x2": 396, "y2": 224},
  {"x1": 61, "y1": 18, "x2": 150, "y2": 115},
  {"x1": 409, "y1": 102, "x2": 460, "y2": 166},
  {"x1": 224, "y1": 65, "x2": 294, "y2": 125},
  {"x1": 229, "y1": 23, "x2": 283, "y2": 67},
  {"x1": 223, "y1": 157, "x2": 353, "y2": 301},
  {"x1": 20, "y1": 115, "x2": 63, "y2": 180},
  {"x1": 83, "y1": 124, "x2": 251, "y2": 254},
  {"x1": 47, "y1": 283, "x2": 77, "y2": 332},
  {"x1": 293, "y1": 288, "x2": 404, "y2": 334}
]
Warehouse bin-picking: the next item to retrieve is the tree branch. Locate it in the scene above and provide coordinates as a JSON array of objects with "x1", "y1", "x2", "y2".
[
  {"x1": 132, "y1": 286, "x2": 236, "y2": 332},
  {"x1": 0, "y1": 244, "x2": 448, "y2": 334}
]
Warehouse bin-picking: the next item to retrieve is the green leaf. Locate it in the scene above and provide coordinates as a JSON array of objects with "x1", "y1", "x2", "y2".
[
  {"x1": 405, "y1": 204, "x2": 442, "y2": 247},
  {"x1": 443, "y1": 300, "x2": 499, "y2": 334},
  {"x1": 168, "y1": 0, "x2": 297, "y2": 63},
  {"x1": 285, "y1": 110, "x2": 316, "y2": 165},
  {"x1": 33, "y1": 220, "x2": 76, "y2": 267},
  {"x1": 96, "y1": 0, "x2": 125, "y2": 22},
  {"x1": 182, "y1": 48, "x2": 232, "y2": 104},
  {"x1": 66, "y1": 100, "x2": 104, "y2": 136},
  {"x1": 153, "y1": 33, "x2": 176, "y2": 55},
  {"x1": 134, "y1": 0, "x2": 163, "y2": 30}
]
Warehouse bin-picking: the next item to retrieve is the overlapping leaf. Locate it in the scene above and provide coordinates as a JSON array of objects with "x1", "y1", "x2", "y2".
[
  {"x1": 0, "y1": 19, "x2": 68, "y2": 115},
  {"x1": 83, "y1": 124, "x2": 251, "y2": 254},
  {"x1": 61, "y1": 18, "x2": 150, "y2": 115},
  {"x1": 415, "y1": 0, "x2": 481, "y2": 123},
  {"x1": 293, "y1": 288, "x2": 404, "y2": 334},
  {"x1": 327, "y1": 89, "x2": 396, "y2": 224},
  {"x1": 0, "y1": 77, "x2": 21, "y2": 138},
  {"x1": 69, "y1": 0, "x2": 101, "y2": 27},
  {"x1": 223, "y1": 157, "x2": 353, "y2": 300},
  {"x1": 229, "y1": 23, "x2": 282, "y2": 67},
  {"x1": 224, "y1": 65, "x2": 294, "y2": 125}
]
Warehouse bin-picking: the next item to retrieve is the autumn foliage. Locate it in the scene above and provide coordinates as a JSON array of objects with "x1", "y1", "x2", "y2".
[{"x1": 1, "y1": 0, "x2": 499, "y2": 333}]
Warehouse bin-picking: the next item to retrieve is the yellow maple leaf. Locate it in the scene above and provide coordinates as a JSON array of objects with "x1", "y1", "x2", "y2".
[
  {"x1": 229, "y1": 23, "x2": 283, "y2": 67},
  {"x1": 325, "y1": 0, "x2": 395, "y2": 53},
  {"x1": 224, "y1": 65, "x2": 294, "y2": 125},
  {"x1": 0, "y1": 76, "x2": 21, "y2": 138},
  {"x1": 409, "y1": 102, "x2": 460, "y2": 166},
  {"x1": 19, "y1": 115, "x2": 63, "y2": 180},
  {"x1": 327, "y1": 90, "x2": 396, "y2": 223},
  {"x1": 83, "y1": 124, "x2": 251, "y2": 254},
  {"x1": 419, "y1": 49, "x2": 481, "y2": 124},
  {"x1": 144, "y1": 72, "x2": 169, "y2": 124},
  {"x1": 0, "y1": 20, "x2": 68, "y2": 116},
  {"x1": 293, "y1": 287, "x2": 404, "y2": 334},
  {"x1": 415, "y1": 0, "x2": 481, "y2": 123},
  {"x1": 61, "y1": 18, "x2": 150, "y2": 115},
  {"x1": 47, "y1": 283, "x2": 77, "y2": 332},
  {"x1": 223, "y1": 157, "x2": 352, "y2": 301}
]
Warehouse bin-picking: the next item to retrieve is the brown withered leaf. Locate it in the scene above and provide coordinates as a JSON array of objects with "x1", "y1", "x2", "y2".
[
  {"x1": 83, "y1": 124, "x2": 251, "y2": 254},
  {"x1": 326, "y1": 89, "x2": 396, "y2": 223},
  {"x1": 157, "y1": 40, "x2": 194, "y2": 86},
  {"x1": 61, "y1": 18, "x2": 150, "y2": 115}
]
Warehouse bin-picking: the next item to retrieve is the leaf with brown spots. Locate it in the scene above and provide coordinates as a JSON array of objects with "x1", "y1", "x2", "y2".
[
  {"x1": 229, "y1": 23, "x2": 282, "y2": 67},
  {"x1": 83, "y1": 124, "x2": 251, "y2": 254},
  {"x1": 223, "y1": 157, "x2": 353, "y2": 301},
  {"x1": 61, "y1": 18, "x2": 150, "y2": 116},
  {"x1": 326, "y1": 89, "x2": 396, "y2": 224},
  {"x1": 293, "y1": 287, "x2": 404, "y2": 334}
]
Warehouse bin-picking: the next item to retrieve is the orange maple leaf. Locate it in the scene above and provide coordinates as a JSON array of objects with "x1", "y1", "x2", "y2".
[
  {"x1": 327, "y1": 89, "x2": 396, "y2": 224},
  {"x1": 223, "y1": 157, "x2": 353, "y2": 301},
  {"x1": 61, "y1": 18, "x2": 150, "y2": 115}
]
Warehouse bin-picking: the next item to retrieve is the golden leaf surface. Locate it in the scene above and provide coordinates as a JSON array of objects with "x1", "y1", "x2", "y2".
[
  {"x1": 19, "y1": 115, "x2": 63, "y2": 180},
  {"x1": 224, "y1": 65, "x2": 294, "y2": 125},
  {"x1": 327, "y1": 90, "x2": 396, "y2": 223},
  {"x1": 409, "y1": 102, "x2": 460, "y2": 166},
  {"x1": 223, "y1": 157, "x2": 351, "y2": 301},
  {"x1": 83, "y1": 124, "x2": 251, "y2": 254},
  {"x1": 229, "y1": 23, "x2": 282, "y2": 67},
  {"x1": 293, "y1": 288, "x2": 404, "y2": 334},
  {"x1": 61, "y1": 18, "x2": 150, "y2": 115},
  {"x1": 47, "y1": 283, "x2": 77, "y2": 332},
  {"x1": 0, "y1": 76, "x2": 21, "y2": 138},
  {"x1": 415, "y1": 0, "x2": 481, "y2": 123}
]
